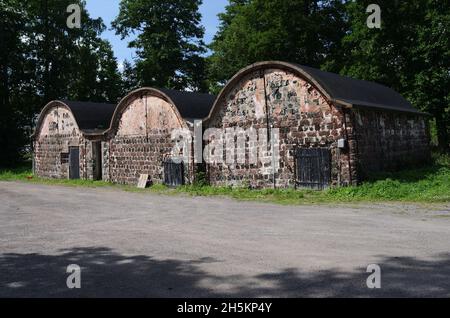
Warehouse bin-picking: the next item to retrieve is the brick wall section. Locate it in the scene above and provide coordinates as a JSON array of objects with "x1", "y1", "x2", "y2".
[
  {"x1": 207, "y1": 69, "x2": 353, "y2": 188},
  {"x1": 107, "y1": 94, "x2": 192, "y2": 185},
  {"x1": 350, "y1": 108, "x2": 431, "y2": 180}
]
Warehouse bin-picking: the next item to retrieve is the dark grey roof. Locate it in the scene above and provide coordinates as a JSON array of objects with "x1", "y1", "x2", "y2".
[
  {"x1": 293, "y1": 63, "x2": 422, "y2": 114},
  {"x1": 61, "y1": 100, "x2": 117, "y2": 133},
  {"x1": 158, "y1": 88, "x2": 216, "y2": 120}
]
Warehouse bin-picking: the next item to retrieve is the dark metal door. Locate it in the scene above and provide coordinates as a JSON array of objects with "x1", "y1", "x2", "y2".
[
  {"x1": 69, "y1": 147, "x2": 80, "y2": 180},
  {"x1": 296, "y1": 148, "x2": 331, "y2": 190},
  {"x1": 164, "y1": 160, "x2": 185, "y2": 187}
]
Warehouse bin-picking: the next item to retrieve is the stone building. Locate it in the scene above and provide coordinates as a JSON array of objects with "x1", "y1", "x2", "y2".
[
  {"x1": 101, "y1": 87, "x2": 215, "y2": 185},
  {"x1": 32, "y1": 100, "x2": 116, "y2": 180},
  {"x1": 204, "y1": 61, "x2": 430, "y2": 189}
]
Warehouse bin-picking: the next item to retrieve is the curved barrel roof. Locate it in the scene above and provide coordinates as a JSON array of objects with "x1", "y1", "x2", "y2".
[
  {"x1": 106, "y1": 87, "x2": 216, "y2": 133},
  {"x1": 34, "y1": 88, "x2": 216, "y2": 138},
  {"x1": 157, "y1": 88, "x2": 217, "y2": 120},
  {"x1": 206, "y1": 61, "x2": 425, "y2": 121},
  {"x1": 60, "y1": 100, "x2": 117, "y2": 133},
  {"x1": 33, "y1": 100, "x2": 117, "y2": 138},
  {"x1": 293, "y1": 63, "x2": 420, "y2": 113}
]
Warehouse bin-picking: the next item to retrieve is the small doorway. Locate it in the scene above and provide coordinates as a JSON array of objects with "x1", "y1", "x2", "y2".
[
  {"x1": 69, "y1": 146, "x2": 80, "y2": 180},
  {"x1": 295, "y1": 148, "x2": 331, "y2": 190},
  {"x1": 92, "y1": 141, "x2": 102, "y2": 181},
  {"x1": 163, "y1": 159, "x2": 185, "y2": 187}
]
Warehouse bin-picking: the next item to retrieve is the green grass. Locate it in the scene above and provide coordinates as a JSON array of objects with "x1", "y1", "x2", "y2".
[
  {"x1": 0, "y1": 166, "x2": 113, "y2": 188},
  {"x1": 1, "y1": 153, "x2": 449, "y2": 204}
]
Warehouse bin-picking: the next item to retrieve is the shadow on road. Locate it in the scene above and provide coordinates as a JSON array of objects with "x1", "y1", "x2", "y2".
[{"x1": 1, "y1": 247, "x2": 449, "y2": 297}]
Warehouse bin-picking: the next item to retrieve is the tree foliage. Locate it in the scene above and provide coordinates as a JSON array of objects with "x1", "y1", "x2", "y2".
[
  {"x1": 112, "y1": 0, "x2": 207, "y2": 91},
  {"x1": 208, "y1": 0, "x2": 449, "y2": 150},
  {"x1": 0, "y1": 0, "x2": 123, "y2": 167},
  {"x1": 329, "y1": 0, "x2": 450, "y2": 150},
  {"x1": 207, "y1": 0, "x2": 347, "y2": 90},
  {"x1": 1, "y1": 0, "x2": 449, "y2": 167},
  {"x1": 0, "y1": 0, "x2": 29, "y2": 165}
]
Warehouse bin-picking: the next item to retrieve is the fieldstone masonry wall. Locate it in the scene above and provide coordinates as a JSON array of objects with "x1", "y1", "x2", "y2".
[
  {"x1": 207, "y1": 69, "x2": 353, "y2": 188},
  {"x1": 80, "y1": 139, "x2": 95, "y2": 180},
  {"x1": 34, "y1": 106, "x2": 84, "y2": 179},
  {"x1": 107, "y1": 94, "x2": 192, "y2": 185},
  {"x1": 33, "y1": 73, "x2": 430, "y2": 188},
  {"x1": 102, "y1": 140, "x2": 111, "y2": 182},
  {"x1": 108, "y1": 133, "x2": 177, "y2": 185},
  {"x1": 351, "y1": 108, "x2": 431, "y2": 180},
  {"x1": 34, "y1": 104, "x2": 104, "y2": 181},
  {"x1": 207, "y1": 67, "x2": 430, "y2": 189}
]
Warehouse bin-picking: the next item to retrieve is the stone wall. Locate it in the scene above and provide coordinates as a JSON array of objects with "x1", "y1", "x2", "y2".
[
  {"x1": 33, "y1": 104, "x2": 104, "y2": 180},
  {"x1": 82, "y1": 137, "x2": 109, "y2": 181},
  {"x1": 34, "y1": 105, "x2": 83, "y2": 179},
  {"x1": 350, "y1": 108, "x2": 431, "y2": 180},
  {"x1": 107, "y1": 94, "x2": 192, "y2": 185},
  {"x1": 108, "y1": 133, "x2": 176, "y2": 185},
  {"x1": 207, "y1": 68, "x2": 353, "y2": 188},
  {"x1": 34, "y1": 80, "x2": 430, "y2": 188}
]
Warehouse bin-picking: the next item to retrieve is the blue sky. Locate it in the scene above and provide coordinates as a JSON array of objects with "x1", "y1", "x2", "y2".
[{"x1": 85, "y1": 0, "x2": 228, "y2": 69}]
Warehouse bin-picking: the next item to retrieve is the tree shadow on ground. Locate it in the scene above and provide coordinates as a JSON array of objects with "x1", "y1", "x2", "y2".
[{"x1": 0, "y1": 247, "x2": 449, "y2": 297}]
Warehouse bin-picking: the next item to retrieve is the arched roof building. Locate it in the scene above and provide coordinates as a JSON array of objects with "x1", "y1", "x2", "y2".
[
  {"x1": 103, "y1": 87, "x2": 215, "y2": 185},
  {"x1": 205, "y1": 61, "x2": 430, "y2": 189},
  {"x1": 32, "y1": 100, "x2": 116, "y2": 180},
  {"x1": 32, "y1": 88, "x2": 216, "y2": 184}
]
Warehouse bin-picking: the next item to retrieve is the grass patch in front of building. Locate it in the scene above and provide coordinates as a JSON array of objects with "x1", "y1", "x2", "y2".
[
  {"x1": 1, "y1": 153, "x2": 448, "y2": 204},
  {"x1": 0, "y1": 165, "x2": 112, "y2": 188},
  {"x1": 164, "y1": 153, "x2": 449, "y2": 204},
  {"x1": 325, "y1": 153, "x2": 449, "y2": 203}
]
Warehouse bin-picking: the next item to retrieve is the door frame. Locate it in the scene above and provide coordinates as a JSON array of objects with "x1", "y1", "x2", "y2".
[
  {"x1": 294, "y1": 147, "x2": 331, "y2": 190},
  {"x1": 163, "y1": 159, "x2": 185, "y2": 187},
  {"x1": 68, "y1": 146, "x2": 80, "y2": 180},
  {"x1": 92, "y1": 141, "x2": 102, "y2": 181}
]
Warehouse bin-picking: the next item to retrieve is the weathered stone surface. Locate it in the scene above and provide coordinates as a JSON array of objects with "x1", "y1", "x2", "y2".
[
  {"x1": 34, "y1": 104, "x2": 106, "y2": 181},
  {"x1": 34, "y1": 105, "x2": 83, "y2": 179},
  {"x1": 351, "y1": 108, "x2": 430, "y2": 181},
  {"x1": 107, "y1": 94, "x2": 192, "y2": 185},
  {"x1": 33, "y1": 75, "x2": 430, "y2": 189},
  {"x1": 207, "y1": 69, "x2": 350, "y2": 188},
  {"x1": 206, "y1": 68, "x2": 430, "y2": 189}
]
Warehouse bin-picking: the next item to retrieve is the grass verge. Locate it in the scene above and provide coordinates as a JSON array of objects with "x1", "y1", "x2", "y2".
[{"x1": 1, "y1": 153, "x2": 449, "y2": 204}]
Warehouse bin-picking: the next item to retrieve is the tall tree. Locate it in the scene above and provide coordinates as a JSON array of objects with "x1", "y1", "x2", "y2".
[
  {"x1": 410, "y1": 0, "x2": 450, "y2": 151},
  {"x1": 26, "y1": 0, "x2": 122, "y2": 104},
  {"x1": 207, "y1": 0, "x2": 347, "y2": 91},
  {"x1": 120, "y1": 60, "x2": 139, "y2": 94},
  {"x1": 112, "y1": 0, "x2": 207, "y2": 91},
  {"x1": 69, "y1": 38, "x2": 123, "y2": 103},
  {"x1": 94, "y1": 41, "x2": 124, "y2": 102},
  {"x1": 0, "y1": 0, "x2": 124, "y2": 167},
  {"x1": 329, "y1": 0, "x2": 450, "y2": 150},
  {"x1": 0, "y1": 0, "x2": 30, "y2": 166}
]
